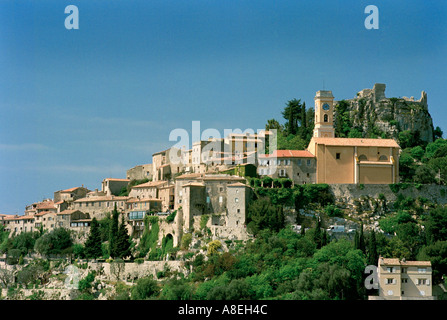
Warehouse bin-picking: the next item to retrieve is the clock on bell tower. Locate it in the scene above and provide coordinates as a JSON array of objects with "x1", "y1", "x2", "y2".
[{"x1": 313, "y1": 90, "x2": 335, "y2": 138}]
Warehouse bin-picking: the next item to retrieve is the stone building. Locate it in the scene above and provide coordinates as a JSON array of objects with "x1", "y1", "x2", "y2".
[
  {"x1": 126, "y1": 198, "x2": 163, "y2": 238},
  {"x1": 101, "y1": 178, "x2": 130, "y2": 196},
  {"x1": 72, "y1": 191, "x2": 129, "y2": 220},
  {"x1": 258, "y1": 150, "x2": 316, "y2": 185},
  {"x1": 53, "y1": 186, "x2": 90, "y2": 204},
  {"x1": 174, "y1": 173, "x2": 252, "y2": 241},
  {"x1": 158, "y1": 184, "x2": 175, "y2": 212},
  {"x1": 34, "y1": 211, "x2": 58, "y2": 231},
  {"x1": 370, "y1": 257, "x2": 434, "y2": 300},
  {"x1": 1, "y1": 214, "x2": 34, "y2": 234},
  {"x1": 56, "y1": 209, "x2": 90, "y2": 229},
  {"x1": 152, "y1": 147, "x2": 183, "y2": 181},
  {"x1": 128, "y1": 180, "x2": 169, "y2": 200},
  {"x1": 126, "y1": 164, "x2": 153, "y2": 181}
]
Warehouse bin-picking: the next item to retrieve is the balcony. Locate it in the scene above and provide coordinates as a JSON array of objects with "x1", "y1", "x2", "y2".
[{"x1": 128, "y1": 211, "x2": 146, "y2": 220}]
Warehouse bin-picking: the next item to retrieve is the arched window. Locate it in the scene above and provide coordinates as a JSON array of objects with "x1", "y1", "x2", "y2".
[
  {"x1": 358, "y1": 154, "x2": 368, "y2": 161},
  {"x1": 379, "y1": 155, "x2": 388, "y2": 161},
  {"x1": 324, "y1": 114, "x2": 328, "y2": 122}
]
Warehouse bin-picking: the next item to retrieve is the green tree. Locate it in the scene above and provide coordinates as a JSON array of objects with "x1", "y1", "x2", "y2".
[
  {"x1": 425, "y1": 207, "x2": 447, "y2": 244},
  {"x1": 313, "y1": 217, "x2": 323, "y2": 249},
  {"x1": 414, "y1": 165, "x2": 436, "y2": 184},
  {"x1": 34, "y1": 228, "x2": 73, "y2": 256},
  {"x1": 334, "y1": 100, "x2": 352, "y2": 138},
  {"x1": 367, "y1": 230, "x2": 379, "y2": 266},
  {"x1": 282, "y1": 99, "x2": 302, "y2": 135},
  {"x1": 399, "y1": 150, "x2": 416, "y2": 182},
  {"x1": 410, "y1": 146, "x2": 425, "y2": 161},
  {"x1": 423, "y1": 138, "x2": 447, "y2": 161},
  {"x1": 115, "y1": 216, "x2": 131, "y2": 259},
  {"x1": 417, "y1": 241, "x2": 447, "y2": 284},
  {"x1": 84, "y1": 218, "x2": 103, "y2": 259},
  {"x1": 109, "y1": 204, "x2": 120, "y2": 258},
  {"x1": 265, "y1": 118, "x2": 284, "y2": 132},
  {"x1": 399, "y1": 129, "x2": 423, "y2": 149},
  {"x1": 246, "y1": 197, "x2": 285, "y2": 235},
  {"x1": 433, "y1": 126, "x2": 443, "y2": 140},
  {"x1": 359, "y1": 223, "x2": 366, "y2": 253},
  {"x1": 131, "y1": 277, "x2": 160, "y2": 300}
]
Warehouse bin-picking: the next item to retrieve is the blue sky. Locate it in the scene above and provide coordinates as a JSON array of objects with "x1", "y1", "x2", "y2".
[{"x1": 0, "y1": 0, "x2": 446, "y2": 214}]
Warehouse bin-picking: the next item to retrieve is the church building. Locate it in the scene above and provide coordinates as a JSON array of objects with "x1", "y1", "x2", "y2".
[{"x1": 307, "y1": 90, "x2": 400, "y2": 184}]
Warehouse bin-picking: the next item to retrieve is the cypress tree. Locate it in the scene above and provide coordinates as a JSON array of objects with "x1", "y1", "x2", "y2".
[
  {"x1": 109, "y1": 204, "x2": 119, "y2": 258},
  {"x1": 313, "y1": 217, "x2": 323, "y2": 249},
  {"x1": 367, "y1": 229, "x2": 379, "y2": 266},
  {"x1": 359, "y1": 222, "x2": 366, "y2": 253},
  {"x1": 84, "y1": 218, "x2": 102, "y2": 259},
  {"x1": 354, "y1": 230, "x2": 360, "y2": 250},
  {"x1": 116, "y1": 215, "x2": 131, "y2": 259}
]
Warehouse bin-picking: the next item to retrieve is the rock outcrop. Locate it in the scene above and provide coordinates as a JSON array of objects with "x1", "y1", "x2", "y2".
[{"x1": 336, "y1": 83, "x2": 435, "y2": 144}]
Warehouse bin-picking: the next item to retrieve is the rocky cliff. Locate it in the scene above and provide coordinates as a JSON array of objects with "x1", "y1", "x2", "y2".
[{"x1": 335, "y1": 83, "x2": 435, "y2": 144}]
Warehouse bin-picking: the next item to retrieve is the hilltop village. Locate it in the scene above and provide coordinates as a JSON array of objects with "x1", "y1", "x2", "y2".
[
  {"x1": 1, "y1": 84, "x2": 447, "y2": 300},
  {"x1": 1, "y1": 85, "x2": 405, "y2": 245}
]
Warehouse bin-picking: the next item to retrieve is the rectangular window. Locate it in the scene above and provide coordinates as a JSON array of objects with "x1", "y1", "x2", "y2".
[
  {"x1": 386, "y1": 278, "x2": 396, "y2": 284},
  {"x1": 336, "y1": 153, "x2": 341, "y2": 160},
  {"x1": 219, "y1": 196, "x2": 223, "y2": 203},
  {"x1": 418, "y1": 268, "x2": 427, "y2": 273},
  {"x1": 387, "y1": 267, "x2": 394, "y2": 273},
  {"x1": 297, "y1": 159, "x2": 302, "y2": 166},
  {"x1": 307, "y1": 159, "x2": 311, "y2": 166}
]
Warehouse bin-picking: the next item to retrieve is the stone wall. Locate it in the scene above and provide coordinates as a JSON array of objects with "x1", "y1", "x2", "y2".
[{"x1": 330, "y1": 183, "x2": 447, "y2": 206}]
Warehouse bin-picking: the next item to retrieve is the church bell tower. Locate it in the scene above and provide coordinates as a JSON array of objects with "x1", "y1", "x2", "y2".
[{"x1": 313, "y1": 90, "x2": 335, "y2": 138}]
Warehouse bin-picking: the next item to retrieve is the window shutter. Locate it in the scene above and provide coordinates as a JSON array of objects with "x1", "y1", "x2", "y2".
[{"x1": 427, "y1": 279, "x2": 430, "y2": 285}]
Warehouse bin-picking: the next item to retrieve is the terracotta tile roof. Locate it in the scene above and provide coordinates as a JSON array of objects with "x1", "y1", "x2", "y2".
[
  {"x1": 73, "y1": 196, "x2": 130, "y2": 202},
  {"x1": 60, "y1": 187, "x2": 81, "y2": 193},
  {"x1": 35, "y1": 211, "x2": 56, "y2": 217},
  {"x1": 312, "y1": 137, "x2": 400, "y2": 148},
  {"x1": 182, "y1": 182, "x2": 205, "y2": 187},
  {"x1": 35, "y1": 201, "x2": 56, "y2": 209},
  {"x1": 380, "y1": 258, "x2": 431, "y2": 266},
  {"x1": 132, "y1": 181, "x2": 167, "y2": 189},
  {"x1": 127, "y1": 197, "x2": 163, "y2": 203},
  {"x1": 103, "y1": 178, "x2": 130, "y2": 182},
  {"x1": 259, "y1": 150, "x2": 315, "y2": 158},
  {"x1": 1, "y1": 214, "x2": 34, "y2": 221},
  {"x1": 1, "y1": 214, "x2": 19, "y2": 220},
  {"x1": 57, "y1": 209, "x2": 83, "y2": 215},
  {"x1": 175, "y1": 173, "x2": 204, "y2": 180},
  {"x1": 227, "y1": 182, "x2": 248, "y2": 187},
  {"x1": 202, "y1": 175, "x2": 245, "y2": 181}
]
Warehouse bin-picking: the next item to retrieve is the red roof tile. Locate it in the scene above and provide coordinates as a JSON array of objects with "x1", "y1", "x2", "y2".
[{"x1": 259, "y1": 150, "x2": 315, "y2": 158}]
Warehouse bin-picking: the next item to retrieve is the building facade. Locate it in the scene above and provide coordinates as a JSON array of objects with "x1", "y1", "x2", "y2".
[
  {"x1": 371, "y1": 257, "x2": 434, "y2": 300},
  {"x1": 258, "y1": 150, "x2": 316, "y2": 185},
  {"x1": 306, "y1": 89, "x2": 400, "y2": 184}
]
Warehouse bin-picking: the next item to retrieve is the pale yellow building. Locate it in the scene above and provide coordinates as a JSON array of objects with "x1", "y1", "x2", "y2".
[
  {"x1": 307, "y1": 90, "x2": 400, "y2": 184},
  {"x1": 371, "y1": 257, "x2": 434, "y2": 300}
]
